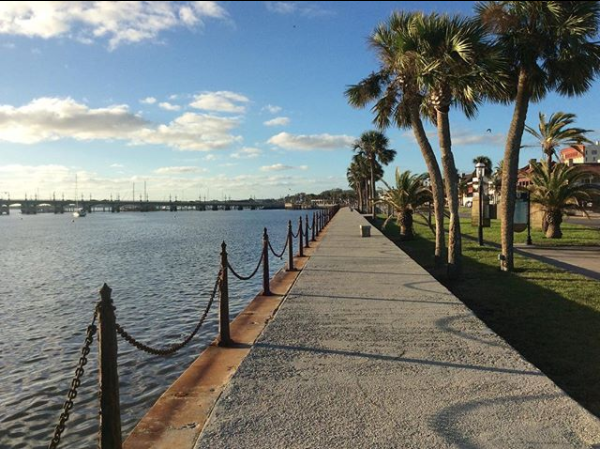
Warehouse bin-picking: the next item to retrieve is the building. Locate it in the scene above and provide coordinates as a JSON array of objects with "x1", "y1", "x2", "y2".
[{"x1": 559, "y1": 142, "x2": 600, "y2": 164}]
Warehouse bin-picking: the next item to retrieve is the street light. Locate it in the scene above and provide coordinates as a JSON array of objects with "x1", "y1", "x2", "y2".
[
  {"x1": 475, "y1": 162, "x2": 486, "y2": 246},
  {"x1": 526, "y1": 191, "x2": 533, "y2": 245}
]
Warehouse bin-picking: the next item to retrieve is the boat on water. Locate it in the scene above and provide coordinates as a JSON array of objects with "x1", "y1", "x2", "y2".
[{"x1": 73, "y1": 175, "x2": 86, "y2": 218}]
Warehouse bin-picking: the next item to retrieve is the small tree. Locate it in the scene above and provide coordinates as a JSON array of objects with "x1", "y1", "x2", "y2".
[
  {"x1": 529, "y1": 162, "x2": 595, "y2": 238},
  {"x1": 525, "y1": 112, "x2": 592, "y2": 170},
  {"x1": 377, "y1": 169, "x2": 431, "y2": 240}
]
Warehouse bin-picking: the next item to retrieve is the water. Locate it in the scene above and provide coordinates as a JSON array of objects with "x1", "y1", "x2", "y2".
[{"x1": 0, "y1": 209, "x2": 305, "y2": 448}]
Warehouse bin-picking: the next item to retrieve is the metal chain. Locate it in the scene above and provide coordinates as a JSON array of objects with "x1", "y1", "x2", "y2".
[
  {"x1": 268, "y1": 238, "x2": 288, "y2": 258},
  {"x1": 227, "y1": 252, "x2": 263, "y2": 281},
  {"x1": 291, "y1": 226, "x2": 301, "y2": 238},
  {"x1": 115, "y1": 270, "x2": 220, "y2": 356},
  {"x1": 48, "y1": 307, "x2": 98, "y2": 449}
]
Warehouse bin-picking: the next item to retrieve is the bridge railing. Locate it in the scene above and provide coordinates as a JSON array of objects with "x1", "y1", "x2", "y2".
[{"x1": 47, "y1": 206, "x2": 340, "y2": 449}]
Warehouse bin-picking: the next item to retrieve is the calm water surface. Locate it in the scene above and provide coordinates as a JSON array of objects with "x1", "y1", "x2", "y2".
[{"x1": 0, "y1": 210, "x2": 304, "y2": 448}]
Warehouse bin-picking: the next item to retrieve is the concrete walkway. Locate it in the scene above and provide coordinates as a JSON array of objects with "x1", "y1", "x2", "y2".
[
  {"x1": 515, "y1": 244, "x2": 599, "y2": 280},
  {"x1": 196, "y1": 209, "x2": 599, "y2": 449}
]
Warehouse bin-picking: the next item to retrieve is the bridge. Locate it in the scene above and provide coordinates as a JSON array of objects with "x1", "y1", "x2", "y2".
[{"x1": 0, "y1": 198, "x2": 286, "y2": 215}]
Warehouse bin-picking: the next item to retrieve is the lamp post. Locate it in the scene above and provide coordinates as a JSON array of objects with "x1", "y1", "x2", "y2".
[
  {"x1": 526, "y1": 191, "x2": 533, "y2": 245},
  {"x1": 475, "y1": 162, "x2": 485, "y2": 246}
]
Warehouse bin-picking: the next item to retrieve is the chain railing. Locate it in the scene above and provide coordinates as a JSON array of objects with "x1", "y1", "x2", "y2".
[{"x1": 47, "y1": 206, "x2": 339, "y2": 448}]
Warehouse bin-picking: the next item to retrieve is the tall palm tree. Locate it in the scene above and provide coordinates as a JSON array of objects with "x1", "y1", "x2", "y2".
[
  {"x1": 352, "y1": 131, "x2": 396, "y2": 219},
  {"x1": 529, "y1": 162, "x2": 596, "y2": 238},
  {"x1": 347, "y1": 154, "x2": 373, "y2": 213},
  {"x1": 377, "y1": 168, "x2": 431, "y2": 239},
  {"x1": 525, "y1": 112, "x2": 592, "y2": 170},
  {"x1": 406, "y1": 13, "x2": 507, "y2": 278},
  {"x1": 345, "y1": 12, "x2": 447, "y2": 268},
  {"x1": 477, "y1": 1, "x2": 600, "y2": 272}
]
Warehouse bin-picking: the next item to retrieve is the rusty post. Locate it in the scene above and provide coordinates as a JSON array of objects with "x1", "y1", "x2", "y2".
[
  {"x1": 98, "y1": 283, "x2": 123, "y2": 449},
  {"x1": 298, "y1": 216, "x2": 304, "y2": 257},
  {"x1": 287, "y1": 220, "x2": 294, "y2": 271},
  {"x1": 262, "y1": 228, "x2": 271, "y2": 296},
  {"x1": 218, "y1": 241, "x2": 232, "y2": 346},
  {"x1": 304, "y1": 214, "x2": 310, "y2": 248}
]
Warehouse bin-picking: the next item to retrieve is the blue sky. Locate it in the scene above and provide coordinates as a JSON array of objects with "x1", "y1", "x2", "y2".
[{"x1": 0, "y1": 1, "x2": 599, "y2": 201}]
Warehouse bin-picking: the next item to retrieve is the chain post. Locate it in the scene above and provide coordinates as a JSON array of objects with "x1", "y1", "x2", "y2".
[
  {"x1": 312, "y1": 212, "x2": 316, "y2": 241},
  {"x1": 98, "y1": 284, "x2": 122, "y2": 449},
  {"x1": 262, "y1": 228, "x2": 271, "y2": 296},
  {"x1": 304, "y1": 214, "x2": 310, "y2": 248},
  {"x1": 287, "y1": 220, "x2": 294, "y2": 271},
  {"x1": 218, "y1": 241, "x2": 232, "y2": 346},
  {"x1": 298, "y1": 216, "x2": 304, "y2": 257}
]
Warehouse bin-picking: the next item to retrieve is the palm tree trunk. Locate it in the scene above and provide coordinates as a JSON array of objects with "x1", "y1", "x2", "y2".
[
  {"x1": 500, "y1": 70, "x2": 531, "y2": 272},
  {"x1": 409, "y1": 105, "x2": 445, "y2": 268},
  {"x1": 398, "y1": 210, "x2": 414, "y2": 240},
  {"x1": 356, "y1": 187, "x2": 362, "y2": 213},
  {"x1": 370, "y1": 156, "x2": 376, "y2": 219},
  {"x1": 545, "y1": 209, "x2": 563, "y2": 238},
  {"x1": 436, "y1": 107, "x2": 462, "y2": 279}
]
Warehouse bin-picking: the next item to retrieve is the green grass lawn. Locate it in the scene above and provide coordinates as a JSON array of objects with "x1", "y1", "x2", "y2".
[
  {"x1": 466, "y1": 216, "x2": 599, "y2": 247},
  {"x1": 374, "y1": 214, "x2": 600, "y2": 416}
]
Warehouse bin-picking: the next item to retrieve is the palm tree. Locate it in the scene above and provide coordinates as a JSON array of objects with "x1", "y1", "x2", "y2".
[
  {"x1": 347, "y1": 154, "x2": 373, "y2": 213},
  {"x1": 525, "y1": 112, "x2": 592, "y2": 170},
  {"x1": 377, "y1": 168, "x2": 431, "y2": 239},
  {"x1": 477, "y1": 1, "x2": 600, "y2": 272},
  {"x1": 407, "y1": 13, "x2": 507, "y2": 278},
  {"x1": 472, "y1": 156, "x2": 493, "y2": 175},
  {"x1": 529, "y1": 162, "x2": 596, "y2": 238},
  {"x1": 352, "y1": 131, "x2": 396, "y2": 219},
  {"x1": 345, "y1": 11, "x2": 447, "y2": 268}
]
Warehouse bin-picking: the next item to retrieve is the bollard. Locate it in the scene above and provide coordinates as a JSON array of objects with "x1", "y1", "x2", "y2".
[
  {"x1": 98, "y1": 284, "x2": 123, "y2": 449},
  {"x1": 218, "y1": 241, "x2": 232, "y2": 346},
  {"x1": 298, "y1": 216, "x2": 304, "y2": 257},
  {"x1": 311, "y1": 212, "x2": 316, "y2": 241},
  {"x1": 287, "y1": 220, "x2": 294, "y2": 271},
  {"x1": 304, "y1": 215, "x2": 310, "y2": 248},
  {"x1": 262, "y1": 228, "x2": 271, "y2": 296}
]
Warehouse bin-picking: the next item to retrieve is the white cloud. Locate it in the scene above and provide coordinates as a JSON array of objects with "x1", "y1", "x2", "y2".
[
  {"x1": 2, "y1": 42, "x2": 15, "y2": 49},
  {"x1": 159, "y1": 101, "x2": 181, "y2": 111},
  {"x1": 0, "y1": 97, "x2": 147, "y2": 144},
  {"x1": 204, "y1": 154, "x2": 217, "y2": 161},
  {"x1": 110, "y1": 163, "x2": 124, "y2": 168},
  {"x1": 263, "y1": 104, "x2": 282, "y2": 114},
  {"x1": 133, "y1": 112, "x2": 242, "y2": 151},
  {"x1": 260, "y1": 163, "x2": 308, "y2": 172},
  {"x1": 0, "y1": 2, "x2": 229, "y2": 50},
  {"x1": 140, "y1": 96, "x2": 157, "y2": 104},
  {"x1": 268, "y1": 132, "x2": 354, "y2": 151},
  {"x1": 265, "y1": 2, "x2": 332, "y2": 17},
  {"x1": 231, "y1": 147, "x2": 262, "y2": 159},
  {"x1": 190, "y1": 91, "x2": 249, "y2": 113},
  {"x1": 263, "y1": 116, "x2": 290, "y2": 127},
  {"x1": 154, "y1": 166, "x2": 206, "y2": 174},
  {"x1": 0, "y1": 97, "x2": 242, "y2": 151}
]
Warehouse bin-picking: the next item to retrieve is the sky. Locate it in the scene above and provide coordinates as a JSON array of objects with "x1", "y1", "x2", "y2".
[{"x1": 0, "y1": 1, "x2": 599, "y2": 201}]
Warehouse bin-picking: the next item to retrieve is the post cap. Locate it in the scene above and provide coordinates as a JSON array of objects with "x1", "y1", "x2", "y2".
[{"x1": 99, "y1": 283, "x2": 112, "y2": 299}]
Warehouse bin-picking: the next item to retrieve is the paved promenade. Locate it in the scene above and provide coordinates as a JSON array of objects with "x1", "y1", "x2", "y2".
[{"x1": 196, "y1": 209, "x2": 599, "y2": 449}]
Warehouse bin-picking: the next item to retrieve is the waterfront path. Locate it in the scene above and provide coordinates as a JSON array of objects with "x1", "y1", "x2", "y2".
[{"x1": 196, "y1": 208, "x2": 599, "y2": 448}]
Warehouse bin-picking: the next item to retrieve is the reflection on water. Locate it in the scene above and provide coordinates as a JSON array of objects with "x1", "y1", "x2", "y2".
[{"x1": 0, "y1": 210, "x2": 302, "y2": 448}]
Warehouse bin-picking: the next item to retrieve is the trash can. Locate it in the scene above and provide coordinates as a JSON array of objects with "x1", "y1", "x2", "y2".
[{"x1": 360, "y1": 225, "x2": 371, "y2": 237}]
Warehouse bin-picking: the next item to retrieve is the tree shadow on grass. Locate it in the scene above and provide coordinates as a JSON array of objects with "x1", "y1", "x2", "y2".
[{"x1": 373, "y1": 217, "x2": 600, "y2": 417}]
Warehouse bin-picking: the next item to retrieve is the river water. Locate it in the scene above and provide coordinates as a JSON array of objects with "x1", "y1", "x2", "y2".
[{"x1": 0, "y1": 209, "x2": 307, "y2": 448}]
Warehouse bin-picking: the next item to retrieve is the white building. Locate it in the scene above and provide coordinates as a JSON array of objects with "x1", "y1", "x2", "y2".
[{"x1": 560, "y1": 142, "x2": 600, "y2": 164}]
